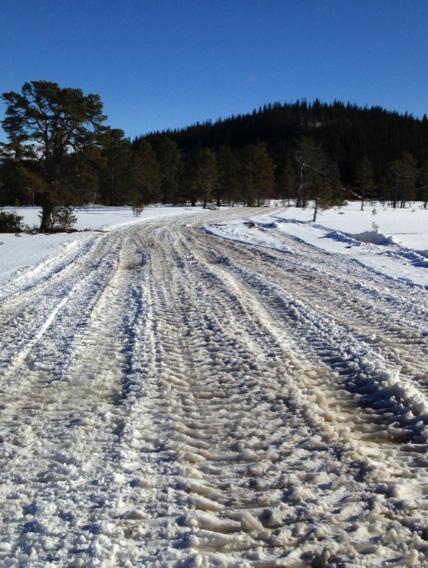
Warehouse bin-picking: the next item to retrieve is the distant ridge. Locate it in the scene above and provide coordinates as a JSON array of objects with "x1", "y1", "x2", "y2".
[{"x1": 143, "y1": 99, "x2": 428, "y2": 184}]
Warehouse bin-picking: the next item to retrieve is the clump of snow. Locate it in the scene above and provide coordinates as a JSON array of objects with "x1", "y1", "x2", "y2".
[{"x1": 352, "y1": 229, "x2": 395, "y2": 245}]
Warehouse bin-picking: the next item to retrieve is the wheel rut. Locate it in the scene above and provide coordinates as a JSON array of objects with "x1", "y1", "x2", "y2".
[{"x1": 0, "y1": 210, "x2": 426, "y2": 567}]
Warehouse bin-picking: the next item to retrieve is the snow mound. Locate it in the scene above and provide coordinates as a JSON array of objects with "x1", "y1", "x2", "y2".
[
  {"x1": 255, "y1": 220, "x2": 277, "y2": 229},
  {"x1": 385, "y1": 248, "x2": 428, "y2": 268},
  {"x1": 323, "y1": 230, "x2": 360, "y2": 246},
  {"x1": 350, "y1": 230, "x2": 395, "y2": 246}
]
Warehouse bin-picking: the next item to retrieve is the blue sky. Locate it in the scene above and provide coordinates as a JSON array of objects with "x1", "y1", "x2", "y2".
[{"x1": 1, "y1": 0, "x2": 427, "y2": 140}]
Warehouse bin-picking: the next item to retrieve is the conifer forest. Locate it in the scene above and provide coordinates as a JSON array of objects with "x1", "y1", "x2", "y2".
[{"x1": 2, "y1": 82, "x2": 428, "y2": 231}]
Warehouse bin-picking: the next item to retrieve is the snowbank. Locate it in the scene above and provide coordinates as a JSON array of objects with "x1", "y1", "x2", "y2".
[
  {"x1": 206, "y1": 202, "x2": 428, "y2": 288},
  {"x1": 275, "y1": 201, "x2": 428, "y2": 253}
]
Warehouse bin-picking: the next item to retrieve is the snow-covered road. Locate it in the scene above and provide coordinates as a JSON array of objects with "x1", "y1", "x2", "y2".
[{"x1": 0, "y1": 209, "x2": 427, "y2": 566}]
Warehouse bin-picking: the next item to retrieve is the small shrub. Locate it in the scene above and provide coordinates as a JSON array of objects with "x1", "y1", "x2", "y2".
[
  {"x1": 0, "y1": 211, "x2": 24, "y2": 233},
  {"x1": 132, "y1": 204, "x2": 144, "y2": 217},
  {"x1": 40, "y1": 206, "x2": 77, "y2": 232}
]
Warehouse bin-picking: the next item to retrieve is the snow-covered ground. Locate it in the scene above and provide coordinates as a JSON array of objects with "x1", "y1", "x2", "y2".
[
  {"x1": 270, "y1": 200, "x2": 428, "y2": 252},
  {"x1": 2, "y1": 205, "x2": 203, "y2": 232},
  {"x1": 0, "y1": 206, "x2": 204, "y2": 287},
  {"x1": 1, "y1": 206, "x2": 428, "y2": 566},
  {"x1": 207, "y1": 201, "x2": 428, "y2": 287}
]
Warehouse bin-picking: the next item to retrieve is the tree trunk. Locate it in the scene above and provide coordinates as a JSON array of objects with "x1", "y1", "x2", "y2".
[
  {"x1": 39, "y1": 201, "x2": 54, "y2": 232},
  {"x1": 313, "y1": 198, "x2": 318, "y2": 222},
  {"x1": 296, "y1": 164, "x2": 304, "y2": 207},
  {"x1": 360, "y1": 187, "x2": 365, "y2": 211}
]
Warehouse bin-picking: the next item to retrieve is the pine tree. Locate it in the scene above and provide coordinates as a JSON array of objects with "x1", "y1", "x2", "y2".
[
  {"x1": 194, "y1": 148, "x2": 218, "y2": 209},
  {"x1": 418, "y1": 160, "x2": 428, "y2": 208},
  {"x1": 293, "y1": 137, "x2": 328, "y2": 208},
  {"x1": 276, "y1": 158, "x2": 296, "y2": 203},
  {"x1": 1, "y1": 81, "x2": 106, "y2": 230},
  {"x1": 387, "y1": 151, "x2": 417, "y2": 208},
  {"x1": 354, "y1": 156, "x2": 376, "y2": 210},
  {"x1": 242, "y1": 144, "x2": 275, "y2": 206},
  {"x1": 179, "y1": 154, "x2": 199, "y2": 206},
  {"x1": 128, "y1": 141, "x2": 161, "y2": 206},
  {"x1": 99, "y1": 128, "x2": 131, "y2": 205},
  {"x1": 312, "y1": 161, "x2": 344, "y2": 222},
  {"x1": 153, "y1": 136, "x2": 181, "y2": 204},
  {"x1": 216, "y1": 145, "x2": 243, "y2": 205},
  {"x1": 400, "y1": 151, "x2": 417, "y2": 207}
]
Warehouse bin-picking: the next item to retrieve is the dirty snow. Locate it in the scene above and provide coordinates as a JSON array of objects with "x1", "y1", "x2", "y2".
[{"x1": 0, "y1": 205, "x2": 428, "y2": 566}]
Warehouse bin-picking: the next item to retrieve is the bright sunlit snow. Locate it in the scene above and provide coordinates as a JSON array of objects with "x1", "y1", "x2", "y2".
[
  {"x1": 0, "y1": 206, "x2": 205, "y2": 287},
  {"x1": 1, "y1": 205, "x2": 428, "y2": 566},
  {"x1": 207, "y1": 201, "x2": 428, "y2": 287}
]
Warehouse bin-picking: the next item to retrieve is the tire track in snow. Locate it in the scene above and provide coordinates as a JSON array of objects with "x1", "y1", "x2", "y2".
[
  {"x1": 202, "y1": 231, "x2": 428, "y2": 399},
  {"x1": 117, "y1": 223, "x2": 427, "y2": 565},
  {"x1": 0, "y1": 234, "x2": 148, "y2": 566},
  {"x1": 0, "y1": 233, "x2": 121, "y2": 376},
  {"x1": 196, "y1": 232, "x2": 428, "y2": 451},
  {"x1": 0, "y1": 210, "x2": 427, "y2": 566}
]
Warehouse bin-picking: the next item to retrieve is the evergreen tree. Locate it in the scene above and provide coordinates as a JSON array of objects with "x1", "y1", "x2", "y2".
[
  {"x1": 99, "y1": 128, "x2": 131, "y2": 205},
  {"x1": 354, "y1": 156, "x2": 376, "y2": 210},
  {"x1": 179, "y1": 154, "x2": 199, "y2": 206},
  {"x1": 128, "y1": 140, "x2": 161, "y2": 206},
  {"x1": 242, "y1": 144, "x2": 275, "y2": 206},
  {"x1": 153, "y1": 136, "x2": 181, "y2": 204},
  {"x1": 194, "y1": 148, "x2": 218, "y2": 209},
  {"x1": 276, "y1": 158, "x2": 296, "y2": 203},
  {"x1": 312, "y1": 161, "x2": 344, "y2": 222},
  {"x1": 293, "y1": 137, "x2": 328, "y2": 208},
  {"x1": 400, "y1": 151, "x2": 417, "y2": 207},
  {"x1": 387, "y1": 151, "x2": 417, "y2": 208},
  {"x1": 0, "y1": 156, "x2": 33, "y2": 206},
  {"x1": 418, "y1": 160, "x2": 428, "y2": 208},
  {"x1": 216, "y1": 145, "x2": 243, "y2": 205},
  {"x1": 1, "y1": 81, "x2": 106, "y2": 230}
]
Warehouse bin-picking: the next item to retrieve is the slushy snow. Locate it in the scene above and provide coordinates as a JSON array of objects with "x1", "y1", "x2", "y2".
[{"x1": 0, "y1": 204, "x2": 427, "y2": 566}]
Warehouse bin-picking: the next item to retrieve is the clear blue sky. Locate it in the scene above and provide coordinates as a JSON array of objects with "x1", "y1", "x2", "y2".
[{"x1": 1, "y1": 0, "x2": 427, "y2": 141}]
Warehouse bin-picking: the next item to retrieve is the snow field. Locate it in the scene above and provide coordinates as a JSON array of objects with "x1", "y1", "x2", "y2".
[
  {"x1": 270, "y1": 200, "x2": 428, "y2": 253},
  {"x1": 207, "y1": 202, "x2": 428, "y2": 287},
  {"x1": 0, "y1": 206, "x2": 205, "y2": 287}
]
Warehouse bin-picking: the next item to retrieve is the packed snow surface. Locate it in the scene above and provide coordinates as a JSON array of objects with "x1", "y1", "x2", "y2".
[
  {"x1": 1, "y1": 204, "x2": 428, "y2": 566},
  {"x1": 0, "y1": 206, "x2": 202, "y2": 286}
]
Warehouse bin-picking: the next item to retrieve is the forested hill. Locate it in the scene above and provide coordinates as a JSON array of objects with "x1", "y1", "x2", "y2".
[
  {"x1": 2, "y1": 85, "x2": 428, "y2": 219},
  {"x1": 144, "y1": 100, "x2": 428, "y2": 185}
]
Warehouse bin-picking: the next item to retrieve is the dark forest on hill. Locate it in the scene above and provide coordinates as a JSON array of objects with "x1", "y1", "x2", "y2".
[{"x1": 1, "y1": 83, "x2": 428, "y2": 231}]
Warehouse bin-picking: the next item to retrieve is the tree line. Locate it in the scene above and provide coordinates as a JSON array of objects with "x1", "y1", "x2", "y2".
[{"x1": 1, "y1": 82, "x2": 428, "y2": 231}]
